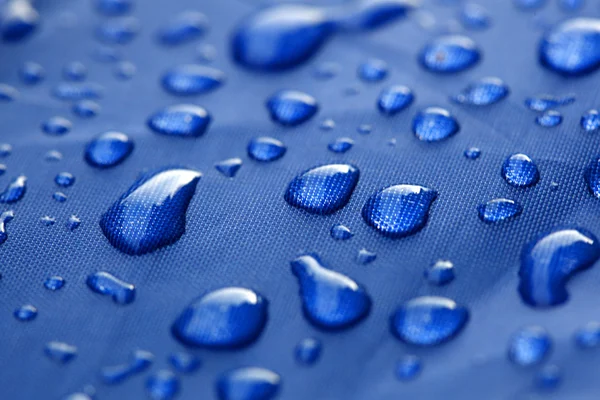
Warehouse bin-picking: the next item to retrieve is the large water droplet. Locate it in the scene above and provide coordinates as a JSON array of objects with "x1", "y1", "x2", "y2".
[
  {"x1": 147, "y1": 104, "x2": 211, "y2": 137},
  {"x1": 266, "y1": 90, "x2": 318, "y2": 126},
  {"x1": 518, "y1": 228, "x2": 600, "y2": 307},
  {"x1": 14, "y1": 304, "x2": 37, "y2": 321},
  {"x1": 157, "y1": 11, "x2": 208, "y2": 46},
  {"x1": 45, "y1": 341, "x2": 77, "y2": 364},
  {"x1": 419, "y1": 35, "x2": 481, "y2": 73},
  {"x1": 161, "y1": 65, "x2": 225, "y2": 96},
  {"x1": 96, "y1": 16, "x2": 140, "y2": 44},
  {"x1": 0, "y1": 175, "x2": 26, "y2": 203},
  {"x1": 507, "y1": 326, "x2": 552, "y2": 366},
  {"x1": 377, "y1": 85, "x2": 414, "y2": 115},
  {"x1": 540, "y1": 18, "x2": 600, "y2": 76},
  {"x1": 477, "y1": 198, "x2": 523, "y2": 224},
  {"x1": 362, "y1": 184, "x2": 437, "y2": 238},
  {"x1": 85, "y1": 131, "x2": 134, "y2": 169},
  {"x1": 100, "y1": 167, "x2": 201, "y2": 255},
  {"x1": 452, "y1": 77, "x2": 509, "y2": 106},
  {"x1": 247, "y1": 137, "x2": 286, "y2": 162},
  {"x1": 581, "y1": 109, "x2": 600, "y2": 132},
  {"x1": 284, "y1": 164, "x2": 359, "y2": 215},
  {"x1": 412, "y1": 107, "x2": 459, "y2": 142},
  {"x1": 501, "y1": 153, "x2": 539, "y2": 188},
  {"x1": 391, "y1": 296, "x2": 470, "y2": 346},
  {"x1": 291, "y1": 254, "x2": 371, "y2": 330},
  {"x1": 217, "y1": 367, "x2": 281, "y2": 400},
  {"x1": 172, "y1": 287, "x2": 268, "y2": 349},
  {"x1": 102, "y1": 350, "x2": 154, "y2": 385},
  {"x1": 0, "y1": 210, "x2": 14, "y2": 244},
  {"x1": 0, "y1": 0, "x2": 39, "y2": 42},
  {"x1": 146, "y1": 370, "x2": 179, "y2": 400},
  {"x1": 295, "y1": 337, "x2": 322, "y2": 366},
  {"x1": 86, "y1": 271, "x2": 136, "y2": 305}
]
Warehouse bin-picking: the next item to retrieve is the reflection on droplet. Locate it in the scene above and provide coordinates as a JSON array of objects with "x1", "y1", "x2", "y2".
[
  {"x1": 535, "y1": 364, "x2": 561, "y2": 390},
  {"x1": 217, "y1": 367, "x2": 281, "y2": 400},
  {"x1": 102, "y1": 350, "x2": 154, "y2": 385},
  {"x1": 0, "y1": 176, "x2": 26, "y2": 203},
  {"x1": 44, "y1": 276, "x2": 65, "y2": 291},
  {"x1": 14, "y1": 304, "x2": 37, "y2": 321},
  {"x1": 19, "y1": 61, "x2": 45, "y2": 84},
  {"x1": 356, "y1": 248, "x2": 376, "y2": 265},
  {"x1": 169, "y1": 352, "x2": 201, "y2": 374},
  {"x1": 464, "y1": 147, "x2": 481, "y2": 159},
  {"x1": 55, "y1": 172, "x2": 75, "y2": 188},
  {"x1": 574, "y1": 321, "x2": 600, "y2": 349},
  {"x1": 45, "y1": 341, "x2": 77, "y2": 364},
  {"x1": 52, "y1": 82, "x2": 103, "y2": 101},
  {"x1": 157, "y1": 11, "x2": 208, "y2": 46},
  {"x1": 357, "y1": 59, "x2": 388, "y2": 82},
  {"x1": 0, "y1": 84, "x2": 17, "y2": 102},
  {"x1": 0, "y1": 0, "x2": 39, "y2": 42},
  {"x1": 507, "y1": 326, "x2": 552, "y2": 366},
  {"x1": 425, "y1": 260, "x2": 455, "y2": 286},
  {"x1": 395, "y1": 355, "x2": 422, "y2": 381},
  {"x1": 146, "y1": 370, "x2": 179, "y2": 400},
  {"x1": 330, "y1": 224, "x2": 352, "y2": 240},
  {"x1": 87, "y1": 271, "x2": 136, "y2": 305},
  {"x1": 460, "y1": 3, "x2": 490, "y2": 30},
  {"x1": 96, "y1": 16, "x2": 140, "y2": 45},
  {"x1": 535, "y1": 110, "x2": 562, "y2": 127},
  {"x1": 419, "y1": 35, "x2": 481, "y2": 73},
  {"x1": 67, "y1": 215, "x2": 81, "y2": 231},
  {"x1": 53, "y1": 192, "x2": 67, "y2": 203},
  {"x1": 0, "y1": 210, "x2": 14, "y2": 244},
  {"x1": 581, "y1": 109, "x2": 600, "y2": 132},
  {"x1": 328, "y1": 137, "x2": 354, "y2": 153},
  {"x1": 62, "y1": 62, "x2": 87, "y2": 81},
  {"x1": 215, "y1": 158, "x2": 243, "y2": 177},
  {"x1": 73, "y1": 100, "x2": 100, "y2": 118},
  {"x1": 525, "y1": 94, "x2": 575, "y2": 112},
  {"x1": 42, "y1": 117, "x2": 72, "y2": 136}
]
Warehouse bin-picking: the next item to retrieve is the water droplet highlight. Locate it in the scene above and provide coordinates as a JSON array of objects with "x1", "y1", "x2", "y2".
[
  {"x1": 161, "y1": 65, "x2": 225, "y2": 96},
  {"x1": 377, "y1": 85, "x2": 414, "y2": 115},
  {"x1": 0, "y1": 210, "x2": 14, "y2": 244},
  {"x1": 0, "y1": 175, "x2": 26, "y2": 203},
  {"x1": 44, "y1": 276, "x2": 65, "y2": 291},
  {"x1": 217, "y1": 367, "x2": 281, "y2": 400},
  {"x1": 52, "y1": 82, "x2": 103, "y2": 101},
  {"x1": 460, "y1": 3, "x2": 490, "y2": 30},
  {"x1": 535, "y1": 364, "x2": 561, "y2": 390},
  {"x1": 96, "y1": 16, "x2": 140, "y2": 44},
  {"x1": 330, "y1": 224, "x2": 352, "y2": 240},
  {"x1": 425, "y1": 260, "x2": 455, "y2": 286},
  {"x1": 501, "y1": 153, "x2": 539, "y2": 188},
  {"x1": 525, "y1": 94, "x2": 575, "y2": 112},
  {"x1": 55, "y1": 172, "x2": 75, "y2": 188},
  {"x1": 169, "y1": 352, "x2": 201, "y2": 374},
  {"x1": 19, "y1": 61, "x2": 44, "y2": 84},
  {"x1": 101, "y1": 350, "x2": 154, "y2": 385},
  {"x1": 356, "y1": 248, "x2": 376, "y2": 265},
  {"x1": 419, "y1": 35, "x2": 481, "y2": 73},
  {"x1": 14, "y1": 304, "x2": 37, "y2": 321},
  {"x1": 477, "y1": 199, "x2": 523, "y2": 224},
  {"x1": 73, "y1": 100, "x2": 100, "y2": 118},
  {"x1": 452, "y1": 77, "x2": 509, "y2": 106},
  {"x1": 53, "y1": 192, "x2": 67, "y2": 203},
  {"x1": 157, "y1": 11, "x2": 208, "y2": 46},
  {"x1": 247, "y1": 137, "x2": 286, "y2": 162},
  {"x1": 147, "y1": 104, "x2": 211, "y2": 137},
  {"x1": 328, "y1": 137, "x2": 354, "y2": 153},
  {"x1": 266, "y1": 90, "x2": 318, "y2": 126},
  {"x1": 67, "y1": 215, "x2": 81, "y2": 231},
  {"x1": 395, "y1": 355, "x2": 422, "y2": 381},
  {"x1": 45, "y1": 341, "x2": 77, "y2": 364},
  {"x1": 0, "y1": 0, "x2": 39, "y2": 42},
  {"x1": 85, "y1": 131, "x2": 134, "y2": 169},
  {"x1": 215, "y1": 158, "x2": 243, "y2": 177},
  {"x1": 464, "y1": 147, "x2": 481, "y2": 160},
  {"x1": 574, "y1": 321, "x2": 600, "y2": 349},
  {"x1": 62, "y1": 62, "x2": 87, "y2": 82},
  {"x1": 42, "y1": 117, "x2": 72, "y2": 136},
  {"x1": 507, "y1": 326, "x2": 552, "y2": 366},
  {"x1": 412, "y1": 107, "x2": 459, "y2": 142},
  {"x1": 87, "y1": 271, "x2": 135, "y2": 305}
]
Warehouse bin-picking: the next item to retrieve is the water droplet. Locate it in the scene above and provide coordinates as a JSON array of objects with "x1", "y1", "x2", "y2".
[
  {"x1": 115, "y1": 61, "x2": 136, "y2": 80},
  {"x1": 44, "y1": 276, "x2": 65, "y2": 291},
  {"x1": 64, "y1": 393, "x2": 92, "y2": 400},
  {"x1": 501, "y1": 153, "x2": 539, "y2": 188},
  {"x1": 519, "y1": 227, "x2": 600, "y2": 307},
  {"x1": 215, "y1": 158, "x2": 243, "y2": 178},
  {"x1": 452, "y1": 77, "x2": 509, "y2": 106},
  {"x1": 67, "y1": 215, "x2": 81, "y2": 231},
  {"x1": 42, "y1": 117, "x2": 72, "y2": 136},
  {"x1": 330, "y1": 224, "x2": 352, "y2": 240},
  {"x1": 52, "y1": 82, "x2": 103, "y2": 101},
  {"x1": 464, "y1": 147, "x2": 481, "y2": 159},
  {"x1": 45, "y1": 150, "x2": 63, "y2": 162},
  {"x1": 147, "y1": 104, "x2": 211, "y2": 137},
  {"x1": 172, "y1": 287, "x2": 268, "y2": 348},
  {"x1": 540, "y1": 18, "x2": 600, "y2": 76},
  {"x1": 217, "y1": 367, "x2": 281, "y2": 400},
  {"x1": 0, "y1": 210, "x2": 14, "y2": 244},
  {"x1": 419, "y1": 35, "x2": 481, "y2": 73},
  {"x1": 0, "y1": 0, "x2": 39, "y2": 42},
  {"x1": 412, "y1": 107, "x2": 459, "y2": 142},
  {"x1": 55, "y1": 172, "x2": 75, "y2": 188},
  {"x1": 85, "y1": 131, "x2": 134, "y2": 169},
  {"x1": 87, "y1": 271, "x2": 135, "y2": 305},
  {"x1": 581, "y1": 109, "x2": 600, "y2": 132},
  {"x1": 377, "y1": 85, "x2": 414, "y2": 115},
  {"x1": 157, "y1": 11, "x2": 208, "y2": 46},
  {"x1": 96, "y1": 0, "x2": 133, "y2": 16},
  {"x1": 169, "y1": 352, "x2": 201, "y2": 374},
  {"x1": 41, "y1": 216, "x2": 56, "y2": 226},
  {"x1": 0, "y1": 84, "x2": 17, "y2": 102},
  {"x1": 357, "y1": 58, "x2": 388, "y2": 82},
  {"x1": 395, "y1": 355, "x2": 422, "y2": 381},
  {"x1": 146, "y1": 370, "x2": 180, "y2": 400},
  {"x1": 102, "y1": 349, "x2": 154, "y2": 385},
  {"x1": 535, "y1": 364, "x2": 561, "y2": 390},
  {"x1": 53, "y1": 192, "x2": 67, "y2": 203},
  {"x1": 96, "y1": 16, "x2": 139, "y2": 44},
  {"x1": 477, "y1": 198, "x2": 523, "y2": 224},
  {"x1": 295, "y1": 338, "x2": 322, "y2": 366},
  {"x1": 291, "y1": 254, "x2": 371, "y2": 330},
  {"x1": 161, "y1": 65, "x2": 225, "y2": 96},
  {"x1": 196, "y1": 43, "x2": 216, "y2": 63},
  {"x1": 0, "y1": 175, "x2": 26, "y2": 203},
  {"x1": 62, "y1": 62, "x2": 87, "y2": 82},
  {"x1": 0, "y1": 164, "x2": 6, "y2": 176},
  {"x1": 574, "y1": 321, "x2": 600, "y2": 348},
  {"x1": 266, "y1": 90, "x2": 318, "y2": 127},
  {"x1": 460, "y1": 3, "x2": 491, "y2": 30},
  {"x1": 391, "y1": 296, "x2": 470, "y2": 346},
  {"x1": 320, "y1": 118, "x2": 336, "y2": 131},
  {"x1": 328, "y1": 137, "x2": 354, "y2": 153},
  {"x1": 14, "y1": 304, "x2": 37, "y2": 321},
  {"x1": 247, "y1": 137, "x2": 286, "y2": 162},
  {"x1": 0, "y1": 144, "x2": 10, "y2": 157},
  {"x1": 357, "y1": 248, "x2": 376, "y2": 265},
  {"x1": 535, "y1": 110, "x2": 562, "y2": 127},
  {"x1": 362, "y1": 184, "x2": 437, "y2": 238},
  {"x1": 19, "y1": 62, "x2": 44, "y2": 84},
  {"x1": 100, "y1": 167, "x2": 201, "y2": 255},
  {"x1": 73, "y1": 100, "x2": 100, "y2": 118},
  {"x1": 507, "y1": 326, "x2": 552, "y2": 366},
  {"x1": 285, "y1": 164, "x2": 359, "y2": 215},
  {"x1": 425, "y1": 260, "x2": 455, "y2": 286},
  {"x1": 585, "y1": 156, "x2": 600, "y2": 197},
  {"x1": 357, "y1": 124, "x2": 372, "y2": 134},
  {"x1": 45, "y1": 341, "x2": 77, "y2": 364}
]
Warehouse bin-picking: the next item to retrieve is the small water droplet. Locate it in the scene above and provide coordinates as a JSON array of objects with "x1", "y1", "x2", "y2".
[
  {"x1": 146, "y1": 370, "x2": 180, "y2": 400},
  {"x1": 42, "y1": 117, "x2": 72, "y2": 136},
  {"x1": 0, "y1": 143, "x2": 12, "y2": 158},
  {"x1": 356, "y1": 248, "x2": 376, "y2": 265},
  {"x1": 419, "y1": 35, "x2": 481, "y2": 73},
  {"x1": 52, "y1": 82, "x2": 103, "y2": 101},
  {"x1": 412, "y1": 107, "x2": 460, "y2": 142},
  {"x1": 0, "y1": 0, "x2": 39, "y2": 42},
  {"x1": 291, "y1": 254, "x2": 371, "y2": 330},
  {"x1": 0, "y1": 84, "x2": 17, "y2": 102},
  {"x1": 55, "y1": 172, "x2": 75, "y2": 188},
  {"x1": 362, "y1": 184, "x2": 437, "y2": 238},
  {"x1": 320, "y1": 118, "x2": 336, "y2": 131},
  {"x1": 247, "y1": 137, "x2": 286, "y2": 162},
  {"x1": 41, "y1": 216, "x2": 56, "y2": 226},
  {"x1": 357, "y1": 58, "x2": 388, "y2": 82},
  {"x1": 67, "y1": 215, "x2": 80, "y2": 231},
  {"x1": 172, "y1": 287, "x2": 268, "y2": 348},
  {"x1": 114, "y1": 61, "x2": 136, "y2": 80},
  {"x1": 215, "y1": 158, "x2": 243, "y2": 177},
  {"x1": 328, "y1": 137, "x2": 354, "y2": 153},
  {"x1": 477, "y1": 198, "x2": 523, "y2": 224},
  {"x1": 102, "y1": 349, "x2": 154, "y2": 385},
  {"x1": 0, "y1": 210, "x2": 14, "y2": 244},
  {"x1": 53, "y1": 192, "x2": 67, "y2": 203},
  {"x1": 285, "y1": 164, "x2": 359, "y2": 215},
  {"x1": 395, "y1": 355, "x2": 422, "y2": 381},
  {"x1": 0, "y1": 175, "x2": 26, "y2": 203},
  {"x1": 295, "y1": 338, "x2": 322, "y2": 366},
  {"x1": 460, "y1": 3, "x2": 491, "y2": 30},
  {"x1": 377, "y1": 85, "x2": 414, "y2": 115},
  {"x1": 464, "y1": 147, "x2": 481, "y2": 159},
  {"x1": 62, "y1": 62, "x2": 87, "y2": 82},
  {"x1": 96, "y1": 16, "x2": 139, "y2": 44},
  {"x1": 519, "y1": 227, "x2": 600, "y2": 307},
  {"x1": 161, "y1": 65, "x2": 225, "y2": 96},
  {"x1": 425, "y1": 260, "x2": 455, "y2": 286},
  {"x1": 217, "y1": 367, "x2": 281, "y2": 400},
  {"x1": 19, "y1": 62, "x2": 44, "y2": 84},
  {"x1": 391, "y1": 296, "x2": 470, "y2": 346},
  {"x1": 452, "y1": 77, "x2": 509, "y2": 106},
  {"x1": 45, "y1": 341, "x2": 77, "y2": 364},
  {"x1": 85, "y1": 131, "x2": 134, "y2": 169},
  {"x1": 147, "y1": 104, "x2": 211, "y2": 137},
  {"x1": 581, "y1": 109, "x2": 600, "y2": 132},
  {"x1": 535, "y1": 364, "x2": 561, "y2": 390},
  {"x1": 72, "y1": 100, "x2": 100, "y2": 118},
  {"x1": 501, "y1": 153, "x2": 539, "y2": 188},
  {"x1": 45, "y1": 150, "x2": 63, "y2": 162},
  {"x1": 44, "y1": 276, "x2": 65, "y2": 291},
  {"x1": 507, "y1": 326, "x2": 552, "y2": 366},
  {"x1": 574, "y1": 321, "x2": 600, "y2": 349},
  {"x1": 14, "y1": 304, "x2": 37, "y2": 321},
  {"x1": 157, "y1": 11, "x2": 208, "y2": 46},
  {"x1": 313, "y1": 62, "x2": 340, "y2": 80},
  {"x1": 87, "y1": 271, "x2": 135, "y2": 305},
  {"x1": 169, "y1": 352, "x2": 201, "y2": 374},
  {"x1": 535, "y1": 110, "x2": 562, "y2": 127},
  {"x1": 266, "y1": 90, "x2": 318, "y2": 126},
  {"x1": 96, "y1": 0, "x2": 133, "y2": 16},
  {"x1": 330, "y1": 224, "x2": 352, "y2": 240},
  {"x1": 357, "y1": 124, "x2": 372, "y2": 134}
]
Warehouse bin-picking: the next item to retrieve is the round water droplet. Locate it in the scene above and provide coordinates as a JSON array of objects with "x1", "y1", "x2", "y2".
[
  {"x1": 0, "y1": 175, "x2": 27, "y2": 203},
  {"x1": 55, "y1": 172, "x2": 75, "y2": 187},
  {"x1": 161, "y1": 65, "x2": 225, "y2": 96},
  {"x1": 53, "y1": 192, "x2": 67, "y2": 203},
  {"x1": 460, "y1": 3, "x2": 491, "y2": 30},
  {"x1": 96, "y1": 16, "x2": 140, "y2": 44},
  {"x1": 328, "y1": 137, "x2": 354, "y2": 153},
  {"x1": 45, "y1": 341, "x2": 77, "y2": 364},
  {"x1": 172, "y1": 287, "x2": 268, "y2": 348},
  {"x1": 501, "y1": 153, "x2": 539, "y2": 188},
  {"x1": 0, "y1": 143, "x2": 12, "y2": 157},
  {"x1": 574, "y1": 321, "x2": 600, "y2": 348},
  {"x1": 452, "y1": 77, "x2": 509, "y2": 106},
  {"x1": 425, "y1": 260, "x2": 455, "y2": 286},
  {"x1": 285, "y1": 164, "x2": 360, "y2": 215},
  {"x1": 72, "y1": 100, "x2": 100, "y2": 118},
  {"x1": 169, "y1": 352, "x2": 201, "y2": 374},
  {"x1": 44, "y1": 276, "x2": 65, "y2": 291},
  {"x1": 535, "y1": 364, "x2": 561, "y2": 390},
  {"x1": 146, "y1": 370, "x2": 179, "y2": 400},
  {"x1": 295, "y1": 338, "x2": 322, "y2": 366},
  {"x1": 581, "y1": 109, "x2": 600, "y2": 132},
  {"x1": 87, "y1": 271, "x2": 136, "y2": 305},
  {"x1": 62, "y1": 62, "x2": 87, "y2": 82},
  {"x1": 377, "y1": 85, "x2": 414, "y2": 115},
  {"x1": 85, "y1": 131, "x2": 134, "y2": 169},
  {"x1": 535, "y1": 110, "x2": 562, "y2": 127},
  {"x1": 477, "y1": 198, "x2": 523, "y2": 224},
  {"x1": 0, "y1": 84, "x2": 17, "y2": 102},
  {"x1": 525, "y1": 94, "x2": 575, "y2": 112},
  {"x1": 247, "y1": 137, "x2": 286, "y2": 162},
  {"x1": 464, "y1": 147, "x2": 481, "y2": 159},
  {"x1": 0, "y1": 0, "x2": 39, "y2": 42},
  {"x1": 330, "y1": 224, "x2": 352, "y2": 240},
  {"x1": 19, "y1": 62, "x2": 45, "y2": 84},
  {"x1": 412, "y1": 107, "x2": 459, "y2": 142},
  {"x1": 45, "y1": 150, "x2": 63, "y2": 162},
  {"x1": 147, "y1": 104, "x2": 211, "y2": 137},
  {"x1": 266, "y1": 90, "x2": 318, "y2": 126},
  {"x1": 507, "y1": 326, "x2": 552, "y2": 366},
  {"x1": 215, "y1": 158, "x2": 243, "y2": 178},
  {"x1": 395, "y1": 355, "x2": 422, "y2": 381},
  {"x1": 362, "y1": 184, "x2": 437, "y2": 238},
  {"x1": 357, "y1": 59, "x2": 388, "y2": 82},
  {"x1": 157, "y1": 11, "x2": 208, "y2": 46},
  {"x1": 96, "y1": 0, "x2": 133, "y2": 16},
  {"x1": 217, "y1": 367, "x2": 281, "y2": 400},
  {"x1": 42, "y1": 117, "x2": 72, "y2": 136},
  {"x1": 14, "y1": 304, "x2": 37, "y2": 321},
  {"x1": 419, "y1": 35, "x2": 481, "y2": 73}
]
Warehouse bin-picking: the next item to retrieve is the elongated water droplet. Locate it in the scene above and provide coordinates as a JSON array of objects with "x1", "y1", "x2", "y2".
[
  {"x1": 356, "y1": 248, "x2": 376, "y2": 265},
  {"x1": 147, "y1": 104, "x2": 211, "y2": 137},
  {"x1": 96, "y1": 0, "x2": 133, "y2": 16},
  {"x1": 157, "y1": 11, "x2": 208, "y2": 46},
  {"x1": 540, "y1": 18, "x2": 600, "y2": 76},
  {"x1": 285, "y1": 164, "x2": 359, "y2": 215},
  {"x1": 581, "y1": 109, "x2": 600, "y2": 132},
  {"x1": 477, "y1": 198, "x2": 523, "y2": 223},
  {"x1": 464, "y1": 147, "x2": 481, "y2": 159},
  {"x1": 67, "y1": 215, "x2": 81, "y2": 231},
  {"x1": 377, "y1": 85, "x2": 414, "y2": 115},
  {"x1": 55, "y1": 172, "x2": 75, "y2": 188},
  {"x1": 525, "y1": 94, "x2": 575, "y2": 112},
  {"x1": 357, "y1": 58, "x2": 388, "y2": 82},
  {"x1": 501, "y1": 153, "x2": 539, "y2": 188},
  {"x1": 452, "y1": 77, "x2": 509, "y2": 106},
  {"x1": 102, "y1": 350, "x2": 154, "y2": 385},
  {"x1": 574, "y1": 321, "x2": 600, "y2": 348},
  {"x1": 14, "y1": 304, "x2": 37, "y2": 321},
  {"x1": 85, "y1": 131, "x2": 134, "y2": 169},
  {"x1": 217, "y1": 367, "x2": 281, "y2": 400},
  {"x1": 0, "y1": 0, "x2": 39, "y2": 42},
  {"x1": 0, "y1": 175, "x2": 26, "y2": 203},
  {"x1": 535, "y1": 110, "x2": 562, "y2": 127},
  {"x1": 330, "y1": 224, "x2": 352, "y2": 240},
  {"x1": 412, "y1": 107, "x2": 459, "y2": 142},
  {"x1": 519, "y1": 228, "x2": 600, "y2": 307},
  {"x1": 44, "y1": 276, "x2": 65, "y2": 291},
  {"x1": 172, "y1": 287, "x2": 268, "y2": 348},
  {"x1": 419, "y1": 35, "x2": 481, "y2": 73},
  {"x1": 42, "y1": 117, "x2": 72, "y2": 136},
  {"x1": 0, "y1": 210, "x2": 14, "y2": 244},
  {"x1": 266, "y1": 90, "x2": 318, "y2": 126},
  {"x1": 169, "y1": 352, "x2": 201, "y2": 374},
  {"x1": 425, "y1": 260, "x2": 455, "y2": 286},
  {"x1": 328, "y1": 137, "x2": 353, "y2": 153},
  {"x1": 295, "y1": 338, "x2": 322, "y2": 366},
  {"x1": 395, "y1": 355, "x2": 422, "y2": 381},
  {"x1": 507, "y1": 326, "x2": 552, "y2": 366},
  {"x1": 52, "y1": 82, "x2": 103, "y2": 101},
  {"x1": 45, "y1": 341, "x2": 77, "y2": 364},
  {"x1": 362, "y1": 184, "x2": 437, "y2": 238},
  {"x1": 247, "y1": 137, "x2": 286, "y2": 162},
  {"x1": 291, "y1": 254, "x2": 371, "y2": 330},
  {"x1": 87, "y1": 271, "x2": 135, "y2": 305},
  {"x1": 100, "y1": 167, "x2": 201, "y2": 255},
  {"x1": 215, "y1": 158, "x2": 243, "y2": 178},
  {"x1": 19, "y1": 61, "x2": 44, "y2": 84},
  {"x1": 96, "y1": 16, "x2": 140, "y2": 44},
  {"x1": 146, "y1": 370, "x2": 179, "y2": 400},
  {"x1": 161, "y1": 65, "x2": 225, "y2": 96},
  {"x1": 391, "y1": 296, "x2": 469, "y2": 346}
]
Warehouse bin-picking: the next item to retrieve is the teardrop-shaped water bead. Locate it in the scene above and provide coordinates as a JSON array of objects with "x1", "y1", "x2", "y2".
[
  {"x1": 85, "y1": 131, "x2": 134, "y2": 169},
  {"x1": 0, "y1": 175, "x2": 26, "y2": 203},
  {"x1": 507, "y1": 326, "x2": 552, "y2": 366}
]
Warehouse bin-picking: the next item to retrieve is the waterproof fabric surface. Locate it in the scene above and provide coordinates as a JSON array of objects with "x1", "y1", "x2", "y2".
[{"x1": 1, "y1": 0, "x2": 600, "y2": 399}]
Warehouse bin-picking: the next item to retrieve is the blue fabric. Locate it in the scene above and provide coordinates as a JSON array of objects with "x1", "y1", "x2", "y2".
[{"x1": 1, "y1": 0, "x2": 600, "y2": 399}]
